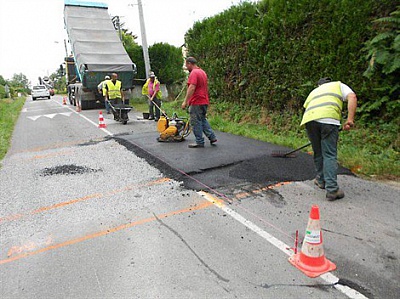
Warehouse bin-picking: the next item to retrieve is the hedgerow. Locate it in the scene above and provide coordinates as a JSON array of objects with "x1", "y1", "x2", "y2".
[{"x1": 185, "y1": 0, "x2": 399, "y2": 124}]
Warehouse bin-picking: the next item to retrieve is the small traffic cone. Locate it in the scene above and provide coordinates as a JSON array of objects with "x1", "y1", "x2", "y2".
[
  {"x1": 98, "y1": 111, "x2": 107, "y2": 128},
  {"x1": 288, "y1": 205, "x2": 336, "y2": 278},
  {"x1": 62, "y1": 97, "x2": 67, "y2": 105}
]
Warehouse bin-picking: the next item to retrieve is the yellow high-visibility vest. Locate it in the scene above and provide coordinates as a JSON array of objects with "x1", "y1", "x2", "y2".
[
  {"x1": 300, "y1": 81, "x2": 344, "y2": 127},
  {"x1": 106, "y1": 80, "x2": 122, "y2": 99}
]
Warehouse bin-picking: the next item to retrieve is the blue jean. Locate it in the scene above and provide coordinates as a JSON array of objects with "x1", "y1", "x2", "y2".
[
  {"x1": 305, "y1": 121, "x2": 340, "y2": 193},
  {"x1": 105, "y1": 99, "x2": 110, "y2": 112},
  {"x1": 189, "y1": 105, "x2": 216, "y2": 145}
]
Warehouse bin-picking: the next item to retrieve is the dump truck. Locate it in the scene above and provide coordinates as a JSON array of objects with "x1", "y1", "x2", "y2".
[{"x1": 63, "y1": 0, "x2": 136, "y2": 109}]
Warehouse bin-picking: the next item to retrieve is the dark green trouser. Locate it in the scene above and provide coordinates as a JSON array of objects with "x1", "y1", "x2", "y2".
[{"x1": 305, "y1": 121, "x2": 340, "y2": 193}]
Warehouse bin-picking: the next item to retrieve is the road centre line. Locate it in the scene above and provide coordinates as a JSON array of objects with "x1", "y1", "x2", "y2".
[
  {"x1": 0, "y1": 200, "x2": 213, "y2": 265},
  {"x1": 199, "y1": 191, "x2": 368, "y2": 299},
  {"x1": 0, "y1": 178, "x2": 171, "y2": 223}
]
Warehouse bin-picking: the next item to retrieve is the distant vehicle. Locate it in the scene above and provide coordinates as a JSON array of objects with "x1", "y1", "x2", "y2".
[{"x1": 31, "y1": 85, "x2": 51, "y2": 101}]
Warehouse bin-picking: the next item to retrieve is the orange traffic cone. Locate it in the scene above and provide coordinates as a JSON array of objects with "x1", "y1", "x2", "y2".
[
  {"x1": 62, "y1": 97, "x2": 67, "y2": 105},
  {"x1": 288, "y1": 205, "x2": 336, "y2": 278},
  {"x1": 98, "y1": 111, "x2": 107, "y2": 128}
]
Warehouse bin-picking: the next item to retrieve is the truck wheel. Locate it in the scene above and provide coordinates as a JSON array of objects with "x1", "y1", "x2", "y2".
[
  {"x1": 32, "y1": 97, "x2": 36, "y2": 101},
  {"x1": 48, "y1": 96, "x2": 51, "y2": 99},
  {"x1": 80, "y1": 101, "x2": 89, "y2": 110}
]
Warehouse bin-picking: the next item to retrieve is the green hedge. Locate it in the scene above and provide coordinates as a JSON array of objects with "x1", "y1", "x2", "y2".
[{"x1": 185, "y1": 0, "x2": 398, "y2": 123}]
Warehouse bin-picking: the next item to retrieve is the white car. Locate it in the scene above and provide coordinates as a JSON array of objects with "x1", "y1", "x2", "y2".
[{"x1": 31, "y1": 85, "x2": 51, "y2": 101}]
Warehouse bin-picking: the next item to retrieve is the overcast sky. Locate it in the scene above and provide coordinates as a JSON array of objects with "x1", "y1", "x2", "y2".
[{"x1": 0, "y1": 0, "x2": 249, "y2": 86}]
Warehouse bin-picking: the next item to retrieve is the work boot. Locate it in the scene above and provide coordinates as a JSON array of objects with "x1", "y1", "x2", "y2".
[
  {"x1": 210, "y1": 139, "x2": 218, "y2": 145},
  {"x1": 188, "y1": 143, "x2": 204, "y2": 148},
  {"x1": 314, "y1": 178, "x2": 325, "y2": 189},
  {"x1": 326, "y1": 189, "x2": 345, "y2": 201}
]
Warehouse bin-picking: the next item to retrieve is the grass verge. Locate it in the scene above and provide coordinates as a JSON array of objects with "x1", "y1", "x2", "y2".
[{"x1": 0, "y1": 97, "x2": 25, "y2": 161}]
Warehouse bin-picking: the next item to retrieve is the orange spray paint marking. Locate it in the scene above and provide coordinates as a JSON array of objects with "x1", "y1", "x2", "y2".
[
  {"x1": 0, "y1": 201, "x2": 212, "y2": 265},
  {"x1": 0, "y1": 178, "x2": 172, "y2": 223}
]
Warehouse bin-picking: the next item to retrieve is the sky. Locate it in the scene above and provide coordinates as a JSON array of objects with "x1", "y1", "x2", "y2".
[{"x1": 0, "y1": 0, "x2": 247, "y2": 86}]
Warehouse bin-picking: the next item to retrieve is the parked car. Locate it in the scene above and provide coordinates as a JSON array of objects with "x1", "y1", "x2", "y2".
[{"x1": 31, "y1": 85, "x2": 51, "y2": 100}]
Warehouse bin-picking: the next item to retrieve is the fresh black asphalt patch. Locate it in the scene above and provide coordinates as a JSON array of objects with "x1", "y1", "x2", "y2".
[{"x1": 116, "y1": 131, "x2": 353, "y2": 190}]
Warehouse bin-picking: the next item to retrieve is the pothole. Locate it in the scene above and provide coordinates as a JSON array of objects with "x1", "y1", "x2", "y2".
[{"x1": 39, "y1": 164, "x2": 102, "y2": 176}]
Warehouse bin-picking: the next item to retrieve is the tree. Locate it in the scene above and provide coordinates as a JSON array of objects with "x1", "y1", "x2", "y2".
[
  {"x1": 149, "y1": 43, "x2": 185, "y2": 86},
  {"x1": 50, "y1": 71, "x2": 66, "y2": 93},
  {"x1": 9, "y1": 73, "x2": 30, "y2": 95},
  {"x1": 0, "y1": 75, "x2": 6, "y2": 86},
  {"x1": 121, "y1": 31, "x2": 146, "y2": 79},
  {"x1": 363, "y1": 6, "x2": 400, "y2": 122}
]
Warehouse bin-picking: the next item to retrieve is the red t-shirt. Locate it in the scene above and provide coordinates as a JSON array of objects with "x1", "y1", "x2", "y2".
[{"x1": 187, "y1": 68, "x2": 209, "y2": 106}]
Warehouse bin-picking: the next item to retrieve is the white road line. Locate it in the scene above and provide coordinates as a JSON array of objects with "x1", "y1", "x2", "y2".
[
  {"x1": 199, "y1": 191, "x2": 369, "y2": 299},
  {"x1": 27, "y1": 112, "x2": 73, "y2": 121},
  {"x1": 51, "y1": 99, "x2": 113, "y2": 136}
]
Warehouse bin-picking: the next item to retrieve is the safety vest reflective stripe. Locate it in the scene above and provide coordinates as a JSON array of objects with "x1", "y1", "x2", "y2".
[
  {"x1": 300, "y1": 81, "x2": 343, "y2": 127},
  {"x1": 106, "y1": 80, "x2": 122, "y2": 99},
  {"x1": 305, "y1": 101, "x2": 342, "y2": 112},
  {"x1": 309, "y1": 92, "x2": 342, "y2": 102}
]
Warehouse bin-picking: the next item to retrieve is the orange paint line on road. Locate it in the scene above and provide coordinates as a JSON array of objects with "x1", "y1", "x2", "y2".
[
  {"x1": 10, "y1": 138, "x2": 104, "y2": 155},
  {"x1": 0, "y1": 178, "x2": 172, "y2": 223},
  {"x1": 27, "y1": 150, "x2": 75, "y2": 161},
  {"x1": 0, "y1": 200, "x2": 213, "y2": 265},
  {"x1": 234, "y1": 181, "x2": 292, "y2": 200}
]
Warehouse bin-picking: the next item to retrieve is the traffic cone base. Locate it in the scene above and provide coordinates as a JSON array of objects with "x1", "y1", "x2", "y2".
[
  {"x1": 288, "y1": 205, "x2": 336, "y2": 278},
  {"x1": 289, "y1": 252, "x2": 336, "y2": 278}
]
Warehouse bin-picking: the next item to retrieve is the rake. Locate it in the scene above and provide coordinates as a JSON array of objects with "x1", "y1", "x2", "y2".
[
  {"x1": 272, "y1": 128, "x2": 342, "y2": 158},
  {"x1": 271, "y1": 142, "x2": 312, "y2": 158}
]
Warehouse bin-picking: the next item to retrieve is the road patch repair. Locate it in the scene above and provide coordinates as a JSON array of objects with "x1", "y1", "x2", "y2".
[{"x1": 115, "y1": 130, "x2": 353, "y2": 191}]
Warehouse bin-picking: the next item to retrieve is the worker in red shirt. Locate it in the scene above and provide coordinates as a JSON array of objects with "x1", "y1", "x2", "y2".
[{"x1": 182, "y1": 57, "x2": 217, "y2": 148}]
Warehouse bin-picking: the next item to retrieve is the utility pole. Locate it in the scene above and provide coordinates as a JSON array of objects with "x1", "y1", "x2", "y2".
[{"x1": 137, "y1": 0, "x2": 151, "y2": 79}]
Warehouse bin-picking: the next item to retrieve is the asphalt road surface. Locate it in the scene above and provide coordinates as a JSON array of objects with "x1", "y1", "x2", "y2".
[{"x1": 0, "y1": 95, "x2": 398, "y2": 298}]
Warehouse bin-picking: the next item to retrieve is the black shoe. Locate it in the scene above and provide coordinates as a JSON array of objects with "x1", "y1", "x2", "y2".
[
  {"x1": 106, "y1": 111, "x2": 111, "y2": 114},
  {"x1": 188, "y1": 143, "x2": 204, "y2": 148},
  {"x1": 210, "y1": 139, "x2": 217, "y2": 145},
  {"x1": 326, "y1": 189, "x2": 345, "y2": 201},
  {"x1": 154, "y1": 118, "x2": 159, "y2": 122},
  {"x1": 148, "y1": 117, "x2": 154, "y2": 120}
]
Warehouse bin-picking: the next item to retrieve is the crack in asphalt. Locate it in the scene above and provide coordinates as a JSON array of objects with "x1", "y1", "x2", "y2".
[{"x1": 153, "y1": 213, "x2": 230, "y2": 283}]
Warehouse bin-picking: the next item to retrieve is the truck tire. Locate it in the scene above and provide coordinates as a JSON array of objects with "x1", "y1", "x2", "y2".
[
  {"x1": 32, "y1": 97, "x2": 36, "y2": 101},
  {"x1": 80, "y1": 101, "x2": 89, "y2": 110}
]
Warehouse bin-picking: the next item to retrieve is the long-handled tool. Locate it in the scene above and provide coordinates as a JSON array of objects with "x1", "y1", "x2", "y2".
[
  {"x1": 271, "y1": 142, "x2": 312, "y2": 158},
  {"x1": 271, "y1": 128, "x2": 342, "y2": 158},
  {"x1": 148, "y1": 96, "x2": 167, "y2": 117}
]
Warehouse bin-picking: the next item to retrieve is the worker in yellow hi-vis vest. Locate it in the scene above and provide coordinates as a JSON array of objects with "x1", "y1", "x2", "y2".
[
  {"x1": 300, "y1": 77, "x2": 357, "y2": 201},
  {"x1": 105, "y1": 73, "x2": 125, "y2": 121},
  {"x1": 142, "y1": 71, "x2": 162, "y2": 121}
]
